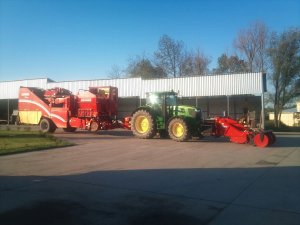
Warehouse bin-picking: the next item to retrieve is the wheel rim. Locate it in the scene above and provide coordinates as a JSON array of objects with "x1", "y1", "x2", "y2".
[
  {"x1": 135, "y1": 116, "x2": 149, "y2": 134},
  {"x1": 172, "y1": 122, "x2": 184, "y2": 138},
  {"x1": 254, "y1": 133, "x2": 270, "y2": 148},
  {"x1": 90, "y1": 122, "x2": 99, "y2": 132}
]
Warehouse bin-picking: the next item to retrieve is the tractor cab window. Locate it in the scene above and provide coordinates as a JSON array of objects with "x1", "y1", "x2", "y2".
[
  {"x1": 166, "y1": 94, "x2": 177, "y2": 106},
  {"x1": 147, "y1": 93, "x2": 162, "y2": 105},
  {"x1": 96, "y1": 88, "x2": 109, "y2": 98}
]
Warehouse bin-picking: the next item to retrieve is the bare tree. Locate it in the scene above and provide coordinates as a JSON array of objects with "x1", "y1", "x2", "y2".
[
  {"x1": 181, "y1": 52, "x2": 194, "y2": 76},
  {"x1": 193, "y1": 49, "x2": 211, "y2": 75},
  {"x1": 108, "y1": 65, "x2": 124, "y2": 79},
  {"x1": 155, "y1": 35, "x2": 185, "y2": 77},
  {"x1": 181, "y1": 49, "x2": 211, "y2": 76},
  {"x1": 234, "y1": 21, "x2": 269, "y2": 72}
]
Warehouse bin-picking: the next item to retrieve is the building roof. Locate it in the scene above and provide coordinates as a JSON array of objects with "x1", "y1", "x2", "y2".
[{"x1": 283, "y1": 108, "x2": 298, "y2": 113}]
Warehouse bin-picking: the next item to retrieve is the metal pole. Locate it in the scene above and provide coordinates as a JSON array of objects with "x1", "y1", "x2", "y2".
[
  {"x1": 227, "y1": 96, "x2": 230, "y2": 117},
  {"x1": 7, "y1": 99, "x2": 10, "y2": 125},
  {"x1": 207, "y1": 98, "x2": 210, "y2": 118},
  {"x1": 261, "y1": 92, "x2": 265, "y2": 129},
  {"x1": 261, "y1": 73, "x2": 266, "y2": 129}
]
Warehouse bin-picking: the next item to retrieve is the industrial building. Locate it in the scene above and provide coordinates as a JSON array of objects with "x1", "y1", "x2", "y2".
[
  {"x1": 0, "y1": 72, "x2": 267, "y2": 127},
  {"x1": 269, "y1": 102, "x2": 300, "y2": 127}
]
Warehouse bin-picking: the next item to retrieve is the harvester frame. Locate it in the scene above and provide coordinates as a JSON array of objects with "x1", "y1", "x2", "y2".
[{"x1": 18, "y1": 86, "x2": 130, "y2": 133}]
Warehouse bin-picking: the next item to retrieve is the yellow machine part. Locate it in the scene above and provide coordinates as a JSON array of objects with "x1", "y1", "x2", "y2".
[{"x1": 19, "y1": 111, "x2": 42, "y2": 125}]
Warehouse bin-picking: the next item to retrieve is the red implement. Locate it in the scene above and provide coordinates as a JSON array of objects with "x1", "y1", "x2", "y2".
[{"x1": 211, "y1": 117, "x2": 276, "y2": 148}]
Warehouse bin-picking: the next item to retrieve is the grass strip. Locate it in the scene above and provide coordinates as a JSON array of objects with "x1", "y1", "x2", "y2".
[{"x1": 0, "y1": 130, "x2": 73, "y2": 156}]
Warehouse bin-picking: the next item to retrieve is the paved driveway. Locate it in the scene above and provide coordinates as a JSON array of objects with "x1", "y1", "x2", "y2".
[{"x1": 0, "y1": 130, "x2": 300, "y2": 225}]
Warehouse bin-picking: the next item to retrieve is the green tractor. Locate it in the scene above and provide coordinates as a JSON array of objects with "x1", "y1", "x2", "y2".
[{"x1": 131, "y1": 91, "x2": 203, "y2": 141}]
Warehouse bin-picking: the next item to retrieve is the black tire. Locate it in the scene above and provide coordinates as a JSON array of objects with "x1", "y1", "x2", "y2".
[
  {"x1": 63, "y1": 127, "x2": 77, "y2": 132},
  {"x1": 40, "y1": 118, "x2": 56, "y2": 133},
  {"x1": 168, "y1": 117, "x2": 190, "y2": 142},
  {"x1": 131, "y1": 110, "x2": 156, "y2": 139}
]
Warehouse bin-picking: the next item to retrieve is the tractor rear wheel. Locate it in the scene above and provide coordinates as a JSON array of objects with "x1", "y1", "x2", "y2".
[
  {"x1": 131, "y1": 110, "x2": 156, "y2": 139},
  {"x1": 40, "y1": 118, "x2": 56, "y2": 133},
  {"x1": 168, "y1": 118, "x2": 190, "y2": 142}
]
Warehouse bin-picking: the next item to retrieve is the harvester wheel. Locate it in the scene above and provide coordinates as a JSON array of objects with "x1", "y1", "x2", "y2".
[
  {"x1": 90, "y1": 121, "x2": 99, "y2": 132},
  {"x1": 131, "y1": 110, "x2": 156, "y2": 139},
  {"x1": 40, "y1": 118, "x2": 56, "y2": 133},
  {"x1": 168, "y1": 118, "x2": 190, "y2": 142},
  {"x1": 253, "y1": 133, "x2": 270, "y2": 148}
]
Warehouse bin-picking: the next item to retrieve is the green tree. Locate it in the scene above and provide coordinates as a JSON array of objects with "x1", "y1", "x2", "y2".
[
  {"x1": 127, "y1": 57, "x2": 166, "y2": 79},
  {"x1": 214, "y1": 53, "x2": 248, "y2": 74},
  {"x1": 268, "y1": 28, "x2": 300, "y2": 127}
]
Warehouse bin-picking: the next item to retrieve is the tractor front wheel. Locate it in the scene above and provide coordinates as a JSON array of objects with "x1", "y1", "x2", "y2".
[
  {"x1": 131, "y1": 110, "x2": 156, "y2": 139},
  {"x1": 168, "y1": 118, "x2": 190, "y2": 142},
  {"x1": 40, "y1": 118, "x2": 56, "y2": 133}
]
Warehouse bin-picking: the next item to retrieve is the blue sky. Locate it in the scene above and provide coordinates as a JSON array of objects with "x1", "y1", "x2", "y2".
[{"x1": 0, "y1": 0, "x2": 299, "y2": 82}]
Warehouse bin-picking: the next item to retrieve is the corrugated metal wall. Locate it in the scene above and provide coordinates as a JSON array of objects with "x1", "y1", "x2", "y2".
[
  {"x1": 141, "y1": 73, "x2": 263, "y2": 98},
  {"x1": 0, "y1": 73, "x2": 264, "y2": 99},
  {"x1": 42, "y1": 77, "x2": 142, "y2": 97},
  {"x1": 0, "y1": 78, "x2": 49, "y2": 99}
]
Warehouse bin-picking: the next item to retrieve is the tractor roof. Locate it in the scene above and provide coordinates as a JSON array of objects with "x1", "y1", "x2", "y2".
[{"x1": 146, "y1": 91, "x2": 177, "y2": 96}]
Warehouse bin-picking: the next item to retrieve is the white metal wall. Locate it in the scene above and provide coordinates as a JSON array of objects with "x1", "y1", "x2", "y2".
[
  {"x1": 140, "y1": 73, "x2": 263, "y2": 98},
  {"x1": 0, "y1": 78, "x2": 49, "y2": 99},
  {"x1": 46, "y1": 77, "x2": 142, "y2": 97},
  {"x1": 0, "y1": 73, "x2": 264, "y2": 99}
]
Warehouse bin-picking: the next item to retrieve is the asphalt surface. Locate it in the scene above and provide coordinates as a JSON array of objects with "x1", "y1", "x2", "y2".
[{"x1": 0, "y1": 129, "x2": 300, "y2": 225}]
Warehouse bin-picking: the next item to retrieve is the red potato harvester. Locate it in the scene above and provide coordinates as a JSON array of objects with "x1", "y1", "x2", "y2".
[{"x1": 18, "y1": 86, "x2": 131, "y2": 133}]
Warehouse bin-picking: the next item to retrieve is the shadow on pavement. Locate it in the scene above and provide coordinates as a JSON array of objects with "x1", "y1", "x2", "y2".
[
  {"x1": 55, "y1": 130, "x2": 300, "y2": 148},
  {"x1": 1, "y1": 166, "x2": 300, "y2": 225},
  {"x1": 270, "y1": 135, "x2": 300, "y2": 148}
]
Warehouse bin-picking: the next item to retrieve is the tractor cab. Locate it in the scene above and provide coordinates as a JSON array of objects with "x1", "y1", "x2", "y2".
[
  {"x1": 146, "y1": 91, "x2": 177, "y2": 107},
  {"x1": 146, "y1": 91, "x2": 202, "y2": 123},
  {"x1": 146, "y1": 91, "x2": 178, "y2": 124}
]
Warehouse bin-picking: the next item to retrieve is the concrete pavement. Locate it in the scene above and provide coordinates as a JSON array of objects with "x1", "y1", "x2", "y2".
[{"x1": 0, "y1": 130, "x2": 299, "y2": 225}]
